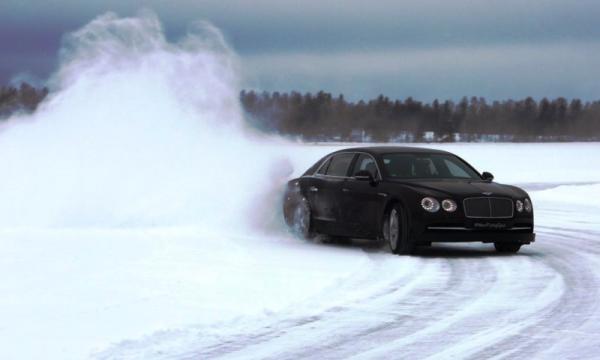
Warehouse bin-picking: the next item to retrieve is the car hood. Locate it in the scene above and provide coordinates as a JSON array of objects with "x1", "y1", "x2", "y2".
[{"x1": 389, "y1": 179, "x2": 525, "y2": 198}]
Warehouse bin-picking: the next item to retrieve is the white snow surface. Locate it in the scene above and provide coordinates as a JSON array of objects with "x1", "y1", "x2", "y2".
[
  {"x1": 2, "y1": 143, "x2": 600, "y2": 359},
  {"x1": 2, "y1": 11, "x2": 600, "y2": 360}
]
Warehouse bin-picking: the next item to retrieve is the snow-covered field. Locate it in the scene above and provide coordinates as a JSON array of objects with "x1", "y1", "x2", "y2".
[
  {"x1": 2, "y1": 143, "x2": 600, "y2": 359},
  {"x1": 2, "y1": 12, "x2": 600, "y2": 360}
]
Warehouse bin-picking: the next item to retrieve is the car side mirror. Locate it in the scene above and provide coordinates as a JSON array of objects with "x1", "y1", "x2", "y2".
[
  {"x1": 354, "y1": 170, "x2": 376, "y2": 184},
  {"x1": 482, "y1": 171, "x2": 494, "y2": 182}
]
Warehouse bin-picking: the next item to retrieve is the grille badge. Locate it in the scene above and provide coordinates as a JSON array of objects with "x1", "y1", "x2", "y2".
[{"x1": 482, "y1": 192, "x2": 493, "y2": 196}]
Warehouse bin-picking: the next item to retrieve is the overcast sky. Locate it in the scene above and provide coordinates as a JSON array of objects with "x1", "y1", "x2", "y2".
[{"x1": 2, "y1": 0, "x2": 600, "y2": 101}]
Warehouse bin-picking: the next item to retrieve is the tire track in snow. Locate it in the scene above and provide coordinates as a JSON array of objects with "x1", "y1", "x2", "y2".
[
  {"x1": 233, "y1": 255, "x2": 489, "y2": 360},
  {"x1": 97, "y1": 225, "x2": 600, "y2": 360},
  {"x1": 98, "y1": 247, "x2": 502, "y2": 359},
  {"x1": 469, "y1": 229, "x2": 600, "y2": 359}
]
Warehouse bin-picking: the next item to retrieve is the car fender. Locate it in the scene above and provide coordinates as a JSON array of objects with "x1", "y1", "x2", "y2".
[{"x1": 378, "y1": 194, "x2": 412, "y2": 239}]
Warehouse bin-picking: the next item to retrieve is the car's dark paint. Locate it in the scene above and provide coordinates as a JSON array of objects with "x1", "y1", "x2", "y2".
[{"x1": 283, "y1": 146, "x2": 535, "y2": 251}]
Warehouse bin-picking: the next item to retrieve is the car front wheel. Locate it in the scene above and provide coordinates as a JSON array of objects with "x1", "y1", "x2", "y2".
[{"x1": 386, "y1": 205, "x2": 415, "y2": 255}]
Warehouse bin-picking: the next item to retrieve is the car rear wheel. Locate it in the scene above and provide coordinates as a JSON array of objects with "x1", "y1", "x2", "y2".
[
  {"x1": 291, "y1": 199, "x2": 315, "y2": 240},
  {"x1": 494, "y1": 242, "x2": 522, "y2": 253},
  {"x1": 386, "y1": 205, "x2": 415, "y2": 255}
]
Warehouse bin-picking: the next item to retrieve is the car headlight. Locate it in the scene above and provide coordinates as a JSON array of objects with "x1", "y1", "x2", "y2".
[
  {"x1": 421, "y1": 197, "x2": 440, "y2": 212},
  {"x1": 515, "y1": 200, "x2": 524, "y2": 212},
  {"x1": 524, "y1": 198, "x2": 532, "y2": 213},
  {"x1": 441, "y1": 199, "x2": 457, "y2": 212}
]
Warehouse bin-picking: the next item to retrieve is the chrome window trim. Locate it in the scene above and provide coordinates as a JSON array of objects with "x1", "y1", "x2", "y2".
[
  {"x1": 463, "y1": 197, "x2": 514, "y2": 219},
  {"x1": 428, "y1": 226, "x2": 470, "y2": 230},
  {"x1": 312, "y1": 151, "x2": 383, "y2": 181}
]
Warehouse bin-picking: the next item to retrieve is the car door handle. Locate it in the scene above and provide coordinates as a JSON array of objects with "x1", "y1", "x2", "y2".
[
  {"x1": 309, "y1": 186, "x2": 319, "y2": 192},
  {"x1": 342, "y1": 188, "x2": 350, "y2": 192}
]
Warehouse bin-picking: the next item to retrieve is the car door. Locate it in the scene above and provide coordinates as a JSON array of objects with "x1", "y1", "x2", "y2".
[
  {"x1": 305, "y1": 156, "x2": 331, "y2": 223},
  {"x1": 341, "y1": 153, "x2": 385, "y2": 237},
  {"x1": 310, "y1": 152, "x2": 355, "y2": 235}
]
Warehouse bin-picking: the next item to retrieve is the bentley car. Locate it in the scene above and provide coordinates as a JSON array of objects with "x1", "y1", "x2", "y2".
[{"x1": 283, "y1": 146, "x2": 535, "y2": 255}]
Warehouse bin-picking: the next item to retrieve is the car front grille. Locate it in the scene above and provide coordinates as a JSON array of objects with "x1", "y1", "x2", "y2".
[{"x1": 463, "y1": 197, "x2": 514, "y2": 218}]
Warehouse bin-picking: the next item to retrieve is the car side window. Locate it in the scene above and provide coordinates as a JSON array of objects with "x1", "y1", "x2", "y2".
[
  {"x1": 443, "y1": 159, "x2": 471, "y2": 178},
  {"x1": 351, "y1": 154, "x2": 379, "y2": 178},
  {"x1": 326, "y1": 153, "x2": 355, "y2": 177}
]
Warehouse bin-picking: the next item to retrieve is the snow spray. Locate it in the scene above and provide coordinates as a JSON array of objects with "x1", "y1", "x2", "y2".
[{"x1": 0, "y1": 11, "x2": 290, "y2": 231}]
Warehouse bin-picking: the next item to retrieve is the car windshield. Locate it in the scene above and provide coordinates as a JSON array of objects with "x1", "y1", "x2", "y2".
[{"x1": 381, "y1": 153, "x2": 481, "y2": 180}]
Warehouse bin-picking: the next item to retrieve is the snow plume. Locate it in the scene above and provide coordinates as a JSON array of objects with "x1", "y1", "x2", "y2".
[{"x1": 0, "y1": 11, "x2": 289, "y2": 230}]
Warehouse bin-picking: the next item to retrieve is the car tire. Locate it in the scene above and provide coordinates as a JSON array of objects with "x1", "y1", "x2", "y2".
[
  {"x1": 291, "y1": 198, "x2": 315, "y2": 240},
  {"x1": 386, "y1": 205, "x2": 415, "y2": 255},
  {"x1": 494, "y1": 242, "x2": 522, "y2": 253}
]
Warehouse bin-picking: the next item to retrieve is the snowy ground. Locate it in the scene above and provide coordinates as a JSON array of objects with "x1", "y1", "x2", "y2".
[{"x1": 1, "y1": 142, "x2": 600, "y2": 359}]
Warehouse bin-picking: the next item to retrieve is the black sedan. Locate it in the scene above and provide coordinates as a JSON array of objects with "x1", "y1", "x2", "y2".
[{"x1": 283, "y1": 146, "x2": 535, "y2": 255}]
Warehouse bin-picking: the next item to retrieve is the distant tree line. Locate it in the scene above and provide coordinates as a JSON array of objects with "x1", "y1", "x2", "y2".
[
  {"x1": 0, "y1": 83, "x2": 48, "y2": 118},
  {"x1": 242, "y1": 90, "x2": 600, "y2": 142},
  {"x1": 2, "y1": 83, "x2": 600, "y2": 142}
]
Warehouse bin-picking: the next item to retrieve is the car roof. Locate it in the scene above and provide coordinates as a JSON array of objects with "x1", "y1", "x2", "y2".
[{"x1": 331, "y1": 146, "x2": 452, "y2": 156}]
